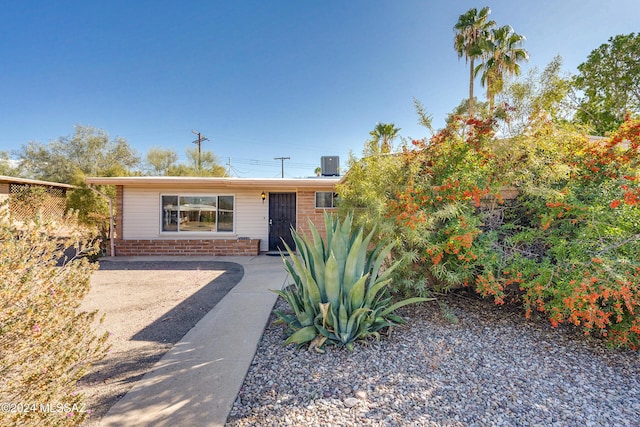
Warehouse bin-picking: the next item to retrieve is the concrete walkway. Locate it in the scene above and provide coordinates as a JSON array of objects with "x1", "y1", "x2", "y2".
[{"x1": 99, "y1": 255, "x2": 289, "y2": 427}]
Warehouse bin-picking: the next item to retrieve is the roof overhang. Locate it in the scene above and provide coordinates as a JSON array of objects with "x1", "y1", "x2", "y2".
[
  {"x1": 85, "y1": 176, "x2": 343, "y2": 190},
  {"x1": 0, "y1": 175, "x2": 76, "y2": 189}
]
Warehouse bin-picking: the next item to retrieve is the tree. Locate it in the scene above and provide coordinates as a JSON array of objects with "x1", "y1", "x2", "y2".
[
  {"x1": 445, "y1": 97, "x2": 490, "y2": 125},
  {"x1": 164, "y1": 148, "x2": 227, "y2": 177},
  {"x1": 17, "y1": 126, "x2": 140, "y2": 234},
  {"x1": 18, "y1": 125, "x2": 139, "y2": 184},
  {"x1": 0, "y1": 151, "x2": 18, "y2": 176},
  {"x1": 496, "y1": 57, "x2": 573, "y2": 137},
  {"x1": 477, "y1": 25, "x2": 528, "y2": 112},
  {"x1": 573, "y1": 33, "x2": 640, "y2": 135},
  {"x1": 454, "y1": 6, "x2": 496, "y2": 118},
  {"x1": 367, "y1": 123, "x2": 401, "y2": 155},
  {"x1": 145, "y1": 147, "x2": 179, "y2": 175}
]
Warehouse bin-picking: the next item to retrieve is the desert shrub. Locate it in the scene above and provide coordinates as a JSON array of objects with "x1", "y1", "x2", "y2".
[
  {"x1": 478, "y1": 118, "x2": 640, "y2": 349},
  {"x1": 0, "y1": 211, "x2": 109, "y2": 426},
  {"x1": 340, "y1": 114, "x2": 640, "y2": 349},
  {"x1": 274, "y1": 212, "x2": 431, "y2": 352}
]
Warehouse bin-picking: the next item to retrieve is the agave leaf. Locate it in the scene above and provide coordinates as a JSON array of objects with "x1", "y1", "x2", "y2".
[
  {"x1": 340, "y1": 211, "x2": 353, "y2": 236},
  {"x1": 343, "y1": 228, "x2": 364, "y2": 294},
  {"x1": 309, "y1": 219, "x2": 326, "y2": 261},
  {"x1": 368, "y1": 242, "x2": 395, "y2": 287},
  {"x1": 355, "y1": 315, "x2": 374, "y2": 338},
  {"x1": 309, "y1": 335, "x2": 328, "y2": 353},
  {"x1": 325, "y1": 252, "x2": 340, "y2": 309},
  {"x1": 347, "y1": 274, "x2": 369, "y2": 311},
  {"x1": 284, "y1": 326, "x2": 317, "y2": 346},
  {"x1": 324, "y1": 212, "x2": 335, "y2": 256},
  {"x1": 282, "y1": 256, "x2": 301, "y2": 287},
  {"x1": 273, "y1": 310, "x2": 298, "y2": 326},
  {"x1": 291, "y1": 231, "x2": 311, "y2": 266},
  {"x1": 385, "y1": 313, "x2": 405, "y2": 324},
  {"x1": 282, "y1": 240, "x2": 305, "y2": 277},
  {"x1": 318, "y1": 302, "x2": 330, "y2": 329},
  {"x1": 345, "y1": 307, "x2": 370, "y2": 340},
  {"x1": 338, "y1": 302, "x2": 348, "y2": 339},
  {"x1": 358, "y1": 227, "x2": 376, "y2": 276},
  {"x1": 273, "y1": 288, "x2": 302, "y2": 313},
  {"x1": 380, "y1": 297, "x2": 433, "y2": 317},
  {"x1": 329, "y1": 231, "x2": 347, "y2": 283},
  {"x1": 296, "y1": 309, "x2": 313, "y2": 327},
  {"x1": 303, "y1": 269, "x2": 322, "y2": 308},
  {"x1": 370, "y1": 319, "x2": 395, "y2": 332},
  {"x1": 365, "y1": 277, "x2": 393, "y2": 307}
]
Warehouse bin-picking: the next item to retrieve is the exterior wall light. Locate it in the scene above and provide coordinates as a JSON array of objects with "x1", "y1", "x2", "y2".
[{"x1": 261, "y1": 192, "x2": 266, "y2": 203}]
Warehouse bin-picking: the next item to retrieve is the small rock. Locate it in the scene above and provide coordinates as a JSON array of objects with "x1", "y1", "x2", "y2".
[
  {"x1": 355, "y1": 390, "x2": 367, "y2": 400},
  {"x1": 343, "y1": 397, "x2": 359, "y2": 408}
]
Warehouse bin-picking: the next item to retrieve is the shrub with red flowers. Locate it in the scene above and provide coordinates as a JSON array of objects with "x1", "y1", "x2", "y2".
[
  {"x1": 340, "y1": 114, "x2": 640, "y2": 349},
  {"x1": 494, "y1": 117, "x2": 640, "y2": 349},
  {"x1": 385, "y1": 116, "x2": 506, "y2": 294}
]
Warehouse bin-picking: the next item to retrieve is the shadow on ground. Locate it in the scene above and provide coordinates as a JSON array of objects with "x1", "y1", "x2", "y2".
[{"x1": 78, "y1": 260, "x2": 244, "y2": 425}]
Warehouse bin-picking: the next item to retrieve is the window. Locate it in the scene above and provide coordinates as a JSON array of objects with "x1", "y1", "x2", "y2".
[
  {"x1": 315, "y1": 192, "x2": 338, "y2": 209},
  {"x1": 161, "y1": 195, "x2": 234, "y2": 232}
]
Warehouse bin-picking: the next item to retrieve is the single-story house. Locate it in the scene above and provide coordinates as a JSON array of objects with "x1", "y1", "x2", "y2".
[
  {"x1": 84, "y1": 176, "x2": 342, "y2": 256},
  {"x1": 0, "y1": 175, "x2": 75, "y2": 223}
]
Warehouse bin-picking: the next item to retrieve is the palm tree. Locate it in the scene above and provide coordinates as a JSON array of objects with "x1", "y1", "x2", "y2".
[
  {"x1": 477, "y1": 25, "x2": 528, "y2": 112},
  {"x1": 454, "y1": 7, "x2": 496, "y2": 118},
  {"x1": 368, "y1": 123, "x2": 400, "y2": 154}
]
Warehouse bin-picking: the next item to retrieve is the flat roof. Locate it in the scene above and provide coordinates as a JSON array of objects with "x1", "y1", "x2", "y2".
[
  {"x1": 0, "y1": 175, "x2": 75, "y2": 189},
  {"x1": 85, "y1": 176, "x2": 342, "y2": 189}
]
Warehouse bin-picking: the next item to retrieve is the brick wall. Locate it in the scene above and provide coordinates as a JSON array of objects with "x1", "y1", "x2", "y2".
[
  {"x1": 114, "y1": 238, "x2": 260, "y2": 256},
  {"x1": 297, "y1": 190, "x2": 333, "y2": 240},
  {"x1": 116, "y1": 185, "x2": 124, "y2": 239}
]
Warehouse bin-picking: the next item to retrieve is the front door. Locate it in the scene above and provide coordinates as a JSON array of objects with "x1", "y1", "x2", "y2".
[{"x1": 268, "y1": 192, "x2": 296, "y2": 252}]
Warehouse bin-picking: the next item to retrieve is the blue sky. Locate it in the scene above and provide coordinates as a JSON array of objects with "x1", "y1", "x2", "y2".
[{"x1": 1, "y1": 1, "x2": 638, "y2": 178}]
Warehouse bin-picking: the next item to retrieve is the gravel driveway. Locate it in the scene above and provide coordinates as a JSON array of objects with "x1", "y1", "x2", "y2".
[{"x1": 77, "y1": 260, "x2": 244, "y2": 426}]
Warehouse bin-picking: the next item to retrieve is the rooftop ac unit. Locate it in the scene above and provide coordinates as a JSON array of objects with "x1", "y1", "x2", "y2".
[{"x1": 321, "y1": 156, "x2": 339, "y2": 176}]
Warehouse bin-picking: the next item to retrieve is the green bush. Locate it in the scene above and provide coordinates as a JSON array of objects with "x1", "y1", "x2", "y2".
[
  {"x1": 274, "y1": 212, "x2": 431, "y2": 352},
  {"x1": 348, "y1": 115, "x2": 640, "y2": 349},
  {"x1": 0, "y1": 212, "x2": 109, "y2": 426}
]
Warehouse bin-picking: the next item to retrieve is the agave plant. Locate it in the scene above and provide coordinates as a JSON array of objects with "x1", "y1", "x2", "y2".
[{"x1": 274, "y1": 212, "x2": 432, "y2": 351}]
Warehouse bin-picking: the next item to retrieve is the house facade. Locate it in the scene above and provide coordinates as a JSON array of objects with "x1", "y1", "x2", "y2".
[{"x1": 84, "y1": 176, "x2": 341, "y2": 256}]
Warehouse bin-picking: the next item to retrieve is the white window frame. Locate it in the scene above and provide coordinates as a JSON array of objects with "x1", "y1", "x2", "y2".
[{"x1": 160, "y1": 193, "x2": 235, "y2": 234}]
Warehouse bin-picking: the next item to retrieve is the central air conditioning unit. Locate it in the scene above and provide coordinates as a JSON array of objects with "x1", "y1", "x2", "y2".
[{"x1": 321, "y1": 156, "x2": 339, "y2": 176}]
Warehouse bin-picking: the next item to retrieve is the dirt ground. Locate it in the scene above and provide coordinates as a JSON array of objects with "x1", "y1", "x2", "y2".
[{"x1": 76, "y1": 260, "x2": 244, "y2": 426}]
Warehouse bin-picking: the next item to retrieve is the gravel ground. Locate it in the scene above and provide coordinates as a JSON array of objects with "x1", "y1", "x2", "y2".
[
  {"x1": 77, "y1": 260, "x2": 243, "y2": 426},
  {"x1": 227, "y1": 291, "x2": 640, "y2": 427}
]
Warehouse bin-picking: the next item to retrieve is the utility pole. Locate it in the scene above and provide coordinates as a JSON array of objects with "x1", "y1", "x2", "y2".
[
  {"x1": 191, "y1": 130, "x2": 209, "y2": 171},
  {"x1": 274, "y1": 156, "x2": 290, "y2": 178}
]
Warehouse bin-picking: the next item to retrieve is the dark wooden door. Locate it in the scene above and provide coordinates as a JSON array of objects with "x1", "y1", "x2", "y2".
[{"x1": 268, "y1": 192, "x2": 296, "y2": 251}]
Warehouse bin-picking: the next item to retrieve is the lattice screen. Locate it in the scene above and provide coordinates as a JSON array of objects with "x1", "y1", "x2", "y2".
[{"x1": 9, "y1": 183, "x2": 67, "y2": 223}]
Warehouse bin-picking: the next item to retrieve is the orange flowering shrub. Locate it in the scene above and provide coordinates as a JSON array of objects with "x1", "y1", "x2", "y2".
[
  {"x1": 381, "y1": 116, "x2": 640, "y2": 349},
  {"x1": 385, "y1": 116, "x2": 506, "y2": 293},
  {"x1": 501, "y1": 117, "x2": 640, "y2": 349}
]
